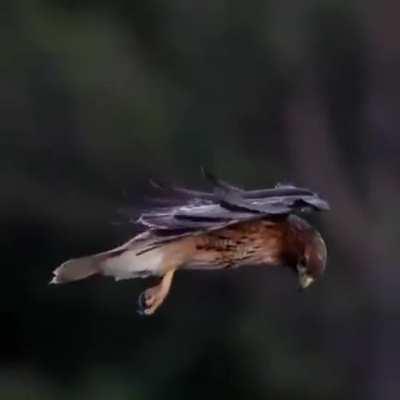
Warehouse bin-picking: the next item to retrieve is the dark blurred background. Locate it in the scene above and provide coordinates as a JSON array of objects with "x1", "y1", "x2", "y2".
[{"x1": 2, "y1": 0, "x2": 400, "y2": 399}]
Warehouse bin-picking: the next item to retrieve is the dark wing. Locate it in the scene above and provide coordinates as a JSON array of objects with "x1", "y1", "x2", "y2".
[
  {"x1": 132, "y1": 172, "x2": 330, "y2": 255},
  {"x1": 138, "y1": 172, "x2": 329, "y2": 231}
]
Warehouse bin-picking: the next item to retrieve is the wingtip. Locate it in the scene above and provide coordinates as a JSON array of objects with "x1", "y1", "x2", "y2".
[
  {"x1": 312, "y1": 198, "x2": 331, "y2": 212},
  {"x1": 201, "y1": 168, "x2": 243, "y2": 193},
  {"x1": 312, "y1": 195, "x2": 331, "y2": 211},
  {"x1": 320, "y1": 200, "x2": 331, "y2": 211},
  {"x1": 200, "y1": 166, "x2": 216, "y2": 183},
  {"x1": 149, "y1": 178, "x2": 164, "y2": 190}
]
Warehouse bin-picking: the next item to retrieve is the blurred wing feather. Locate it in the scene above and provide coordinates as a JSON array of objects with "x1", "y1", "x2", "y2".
[
  {"x1": 138, "y1": 175, "x2": 329, "y2": 231},
  {"x1": 133, "y1": 174, "x2": 330, "y2": 255}
]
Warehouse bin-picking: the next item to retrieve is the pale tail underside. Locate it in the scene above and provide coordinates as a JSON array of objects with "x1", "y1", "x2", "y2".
[{"x1": 50, "y1": 234, "x2": 170, "y2": 284}]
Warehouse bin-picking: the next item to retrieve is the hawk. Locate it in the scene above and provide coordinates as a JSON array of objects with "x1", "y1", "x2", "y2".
[{"x1": 50, "y1": 171, "x2": 329, "y2": 315}]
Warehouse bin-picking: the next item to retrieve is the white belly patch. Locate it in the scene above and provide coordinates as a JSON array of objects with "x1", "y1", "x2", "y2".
[{"x1": 101, "y1": 248, "x2": 165, "y2": 281}]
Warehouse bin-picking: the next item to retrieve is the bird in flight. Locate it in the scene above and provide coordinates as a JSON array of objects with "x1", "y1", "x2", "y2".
[{"x1": 50, "y1": 171, "x2": 330, "y2": 316}]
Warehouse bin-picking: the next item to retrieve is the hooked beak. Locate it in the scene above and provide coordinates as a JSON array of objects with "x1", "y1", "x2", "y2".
[{"x1": 297, "y1": 265, "x2": 315, "y2": 290}]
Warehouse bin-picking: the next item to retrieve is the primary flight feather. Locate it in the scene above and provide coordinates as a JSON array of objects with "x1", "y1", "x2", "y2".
[{"x1": 50, "y1": 172, "x2": 329, "y2": 315}]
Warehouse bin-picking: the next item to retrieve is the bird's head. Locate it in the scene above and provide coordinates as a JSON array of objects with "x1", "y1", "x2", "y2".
[{"x1": 297, "y1": 232, "x2": 327, "y2": 290}]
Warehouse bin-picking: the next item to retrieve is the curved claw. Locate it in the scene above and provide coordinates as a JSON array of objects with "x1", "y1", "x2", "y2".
[
  {"x1": 136, "y1": 287, "x2": 159, "y2": 316},
  {"x1": 137, "y1": 291, "x2": 148, "y2": 316},
  {"x1": 136, "y1": 269, "x2": 176, "y2": 316}
]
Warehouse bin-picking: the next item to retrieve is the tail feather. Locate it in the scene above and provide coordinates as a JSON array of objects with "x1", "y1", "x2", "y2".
[
  {"x1": 49, "y1": 232, "x2": 170, "y2": 284},
  {"x1": 50, "y1": 255, "x2": 102, "y2": 284}
]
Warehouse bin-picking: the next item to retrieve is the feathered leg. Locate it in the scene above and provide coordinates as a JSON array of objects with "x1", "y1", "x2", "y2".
[{"x1": 137, "y1": 269, "x2": 176, "y2": 316}]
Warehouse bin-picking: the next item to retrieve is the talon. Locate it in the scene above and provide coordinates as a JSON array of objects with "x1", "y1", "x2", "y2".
[
  {"x1": 136, "y1": 270, "x2": 176, "y2": 316},
  {"x1": 137, "y1": 288, "x2": 157, "y2": 316},
  {"x1": 137, "y1": 291, "x2": 148, "y2": 315}
]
